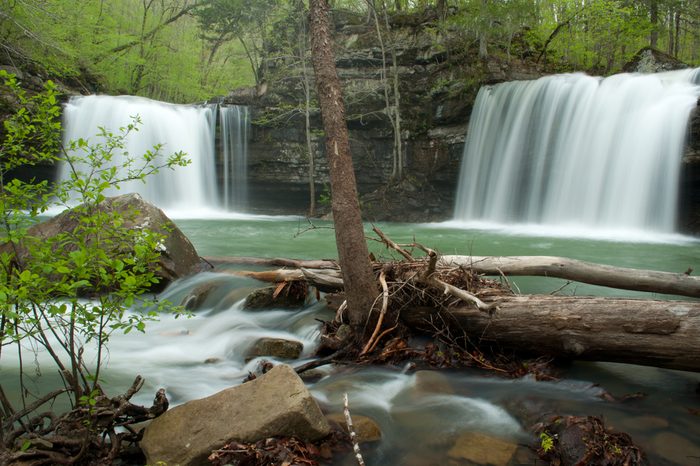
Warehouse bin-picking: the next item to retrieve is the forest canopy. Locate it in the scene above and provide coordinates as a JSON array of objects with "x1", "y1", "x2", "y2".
[{"x1": 1, "y1": 0, "x2": 698, "y2": 103}]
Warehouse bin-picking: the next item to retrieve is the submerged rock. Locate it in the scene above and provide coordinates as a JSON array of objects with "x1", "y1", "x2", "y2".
[
  {"x1": 246, "y1": 337, "x2": 304, "y2": 360},
  {"x1": 244, "y1": 285, "x2": 307, "y2": 309},
  {"x1": 180, "y1": 281, "x2": 219, "y2": 310},
  {"x1": 140, "y1": 364, "x2": 330, "y2": 466},
  {"x1": 326, "y1": 413, "x2": 382, "y2": 443},
  {"x1": 447, "y1": 431, "x2": 518, "y2": 466}
]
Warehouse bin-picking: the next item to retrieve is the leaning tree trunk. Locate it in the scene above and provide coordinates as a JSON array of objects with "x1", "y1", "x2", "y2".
[
  {"x1": 308, "y1": 0, "x2": 377, "y2": 337},
  {"x1": 402, "y1": 296, "x2": 700, "y2": 372}
]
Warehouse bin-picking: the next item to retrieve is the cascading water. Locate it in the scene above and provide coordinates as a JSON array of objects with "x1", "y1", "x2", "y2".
[
  {"x1": 219, "y1": 105, "x2": 250, "y2": 210},
  {"x1": 453, "y1": 68, "x2": 700, "y2": 234},
  {"x1": 61, "y1": 95, "x2": 219, "y2": 214}
]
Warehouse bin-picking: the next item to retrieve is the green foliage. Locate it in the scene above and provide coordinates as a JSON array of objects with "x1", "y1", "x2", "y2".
[
  {"x1": 539, "y1": 431, "x2": 555, "y2": 453},
  {"x1": 0, "y1": 70, "x2": 189, "y2": 426}
]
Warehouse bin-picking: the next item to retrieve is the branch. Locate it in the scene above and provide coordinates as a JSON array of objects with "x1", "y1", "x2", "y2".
[
  {"x1": 343, "y1": 393, "x2": 366, "y2": 466},
  {"x1": 361, "y1": 266, "x2": 390, "y2": 355},
  {"x1": 372, "y1": 225, "x2": 414, "y2": 261}
]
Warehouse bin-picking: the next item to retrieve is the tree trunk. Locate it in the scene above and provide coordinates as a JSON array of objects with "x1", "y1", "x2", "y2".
[
  {"x1": 402, "y1": 296, "x2": 700, "y2": 372},
  {"x1": 308, "y1": 0, "x2": 377, "y2": 337},
  {"x1": 439, "y1": 255, "x2": 700, "y2": 298},
  {"x1": 650, "y1": 0, "x2": 658, "y2": 48}
]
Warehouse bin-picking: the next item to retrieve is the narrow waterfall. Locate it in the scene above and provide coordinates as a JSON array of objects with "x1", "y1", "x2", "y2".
[
  {"x1": 61, "y1": 95, "x2": 218, "y2": 213},
  {"x1": 219, "y1": 105, "x2": 250, "y2": 210},
  {"x1": 453, "y1": 69, "x2": 700, "y2": 233}
]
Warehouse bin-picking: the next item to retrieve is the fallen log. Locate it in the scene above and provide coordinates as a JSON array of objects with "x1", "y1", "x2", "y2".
[
  {"x1": 439, "y1": 255, "x2": 700, "y2": 298},
  {"x1": 222, "y1": 268, "x2": 344, "y2": 292},
  {"x1": 204, "y1": 256, "x2": 338, "y2": 269},
  {"x1": 402, "y1": 296, "x2": 700, "y2": 372}
]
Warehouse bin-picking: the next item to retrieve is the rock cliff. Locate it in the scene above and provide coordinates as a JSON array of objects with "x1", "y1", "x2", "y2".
[{"x1": 222, "y1": 9, "x2": 543, "y2": 222}]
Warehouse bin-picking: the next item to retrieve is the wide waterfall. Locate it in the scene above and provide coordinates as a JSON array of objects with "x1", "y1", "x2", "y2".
[
  {"x1": 219, "y1": 105, "x2": 249, "y2": 210},
  {"x1": 453, "y1": 69, "x2": 700, "y2": 235},
  {"x1": 61, "y1": 95, "x2": 251, "y2": 216}
]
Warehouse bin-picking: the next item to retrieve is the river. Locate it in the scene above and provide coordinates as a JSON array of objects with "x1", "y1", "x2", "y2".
[{"x1": 104, "y1": 216, "x2": 700, "y2": 465}]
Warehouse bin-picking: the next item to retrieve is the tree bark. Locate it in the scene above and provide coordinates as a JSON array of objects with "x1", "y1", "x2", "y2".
[
  {"x1": 308, "y1": 0, "x2": 377, "y2": 337},
  {"x1": 402, "y1": 296, "x2": 700, "y2": 372},
  {"x1": 439, "y1": 255, "x2": 700, "y2": 298}
]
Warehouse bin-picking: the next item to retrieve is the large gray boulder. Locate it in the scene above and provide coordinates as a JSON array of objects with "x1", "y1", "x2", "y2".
[
  {"x1": 6, "y1": 193, "x2": 207, "y2": 290},
  {"x1": 140, "y1": 364, "x2": 331, "y2": 466}
]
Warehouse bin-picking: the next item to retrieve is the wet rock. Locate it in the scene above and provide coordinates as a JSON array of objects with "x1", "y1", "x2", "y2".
[
  {"x1": 141, "y1": 364, "x2": 330, "y2": 466},
  {"x1": 413, "y1": 370, "x2": 454, "y2": 396},
  {"x1": 649, "y1": 432, "x2": 700, "y2": 465},
  {"x1": 246, "y1": 337, "x2": 304, "y2": 360},
  {"x1": 180, "y1": 281, "x2": 218, "y2": 311},
  {"x1": 615, "y1": 415, "x2": 669, "y2": 432},
  {"x1": 535, "y1": 415, "x2": 649, "y2": 466},
  {"x1": 299, "y1": 369, "x2": 325, "y2": 383},
  {"x1": 447, "y1": 431, "x2": 518, "y2": 465},
  {"x1": 319, "y1": 323, "x2": 353, "y2": 353},
  {"x1": 326, "y1": 414, "x2": 382, "y2": 443},
  {"x1": 244, "y1": 286, "x2": 306, "y2": 309}
]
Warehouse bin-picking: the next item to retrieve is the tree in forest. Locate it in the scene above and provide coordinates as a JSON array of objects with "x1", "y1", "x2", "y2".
[
  {"x1": 308, "y1": 0, "x2": 377, "y2": 340},
  {"x1": 194, "y1": 0, "x2": 279, "y2": 88},
  {"x1": 365, "y1": 0, "x2": 404, "y2": 180}
]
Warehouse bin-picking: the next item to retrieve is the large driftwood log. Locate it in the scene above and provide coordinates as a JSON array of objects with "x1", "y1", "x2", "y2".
[
  {"x1": 402, "y1": 296, "x2": 700, "y2": 372},
  {"x1": 440, "y1": 255, "x2": 700, "y2": 298}
]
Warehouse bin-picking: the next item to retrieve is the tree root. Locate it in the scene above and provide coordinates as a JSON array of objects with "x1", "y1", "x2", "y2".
[{"x1": 3, "y1": 376, "x2": 168, "y2": 466}]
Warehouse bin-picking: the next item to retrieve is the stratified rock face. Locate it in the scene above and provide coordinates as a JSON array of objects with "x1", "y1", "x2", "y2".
[
  {"x1": 224, "y1": 10, "x2": 543, "y2": 222},
  {"x1": 679, "y1": 104, "x2": 700, "y2": 233},
  {"x1": 140, "y1": 364, "x2": 330, "y2": 466}
]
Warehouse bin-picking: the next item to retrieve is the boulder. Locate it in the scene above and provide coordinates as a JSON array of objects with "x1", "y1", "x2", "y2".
[
  {"x1": 5, "y1": 193, "x2": 207, "y2": 290},
  {"x1": 622, "y1": 47, "x2": 690, "y2": 73},
  {"x1": 244, "y1": 286, "x2": 307, "y2": 309},
  {"x1": 447, "y1": 431, "x2": 518, "y2": 466},
  {"x1": 140, "y1": 364, "x2": 330, "y2": 466},
  {"x1": 326, "y1": 414, "x2": 382, "y2": 443},
  {"x1": 246, "y1": 337, "x2": 304, "y2": 360},
  {"x1": 180, "y1": 281, "x2": 219, "y2": 310}
]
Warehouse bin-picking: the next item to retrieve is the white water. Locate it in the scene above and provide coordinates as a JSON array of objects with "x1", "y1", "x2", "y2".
[
  {"x1": 219, "y1": 105, "x2": 250, "y2": 210},
  {"x1": 61, "y1": 96, "x2": 255, "y2": 215},
  {"x1": 454, "y1": 68, "x2": 700, "y2": 234}
]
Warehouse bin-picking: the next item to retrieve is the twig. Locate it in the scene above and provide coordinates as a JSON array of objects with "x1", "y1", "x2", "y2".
[
  {"x1": 366, "y1": 324, "x2": 398, "y2": 354},
  {"x1": 361, "y1": 267, "x2": 390, "y2": 355},
  {"x1": 293, "y1": 349, "x2": 344, "y2": 374},
  {"x1": 372, "y1": 225, "x2": 413, "y2": 261},
  {"x1": 550, "y1": 280, "x2": 573, "y2": 295},
  {"x1": 434, "y1": 278, "x2": 497, "y2": 313},
  {"x1": 335, "y1": 300, "x2": 348, "y2": 323},
  {"x1": 343, "y1": 393, "x2": 366, "y2": 466}
]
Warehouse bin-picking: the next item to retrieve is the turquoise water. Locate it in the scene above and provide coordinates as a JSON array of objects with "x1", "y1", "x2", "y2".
[
  {"x1": 156, "y1": 216, "x2": 700, "y2": 465},
  {"x1": 4, "y1": 215, "x2": 700, "y2": 464},
  {"x1": 175, "y1": 216, "x2": 700, "y2": 297}
]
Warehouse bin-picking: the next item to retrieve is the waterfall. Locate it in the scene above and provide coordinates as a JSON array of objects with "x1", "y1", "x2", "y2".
[
  {"x1": 219, "y1": 105, "x2": 250, "y2": 210},
  {"x1": 453, "y1": 69, "x2": 700, "y2": 234},
  {"x1": 60, "y1": 95, "x2": 219, "y2": 214}
]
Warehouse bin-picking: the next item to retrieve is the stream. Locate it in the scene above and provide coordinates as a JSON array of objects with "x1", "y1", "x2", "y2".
[
  {"x1": 3, "y1": 216, "x2": 699, "y2": 464},
  {"x1": 101, "y1": 217, "x2": 700, "y2": 465}
]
